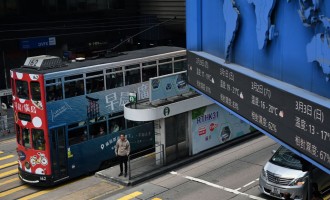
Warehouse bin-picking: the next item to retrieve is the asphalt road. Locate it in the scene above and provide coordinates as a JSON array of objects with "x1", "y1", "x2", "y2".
[
  {"x1": 104, "y1": 135, "x2": 281, "y2": 200},
  {"x1": 0, "y1": 132, "x2": 281, "y2": 200}
]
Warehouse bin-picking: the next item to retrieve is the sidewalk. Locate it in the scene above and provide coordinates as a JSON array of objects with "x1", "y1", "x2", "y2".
[{"x1": 96, "y1": 131, "x2": 262, "y2": 186}]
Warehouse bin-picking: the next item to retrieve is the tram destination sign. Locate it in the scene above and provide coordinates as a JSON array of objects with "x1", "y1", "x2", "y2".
[{"x1": 187, "y1": 51, "x2": 330, "y2": 170}]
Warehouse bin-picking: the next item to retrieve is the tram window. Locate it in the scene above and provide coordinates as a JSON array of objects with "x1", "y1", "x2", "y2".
[
  {"x1": 159, "y1": 58, "x2": 172, "y2": 63},
  {"x1": 86, "y1": 70, "x2": 103, "y2": 77},
  {"x1": 126, "y1": 120, "x2": 147, "y2": 129},
  {"x1": 174, "y1": 56, "x2": 186, "y2": 61},
  {"x1": 142, "y1": 66, "x2": 157, "y2": 82},
  {"x1": 159, "y1": 63, "x2": 173, "y2": 76},
  {"x1": 16, "y1": 80, "x2": 29, "y2": 99},
  {"x1": 89, "y1": 121, "x2": 107, "y2": 138},
  {"x1": 30, "y1": 81, "x2": 41, "y2": 101},
  {"x1": 86, "y1": 76, "x2": 104, "y2": 94},
  {"x1": 106, "y1": 67, "x2": 122, "y2": 74},
  {"x1": 32, "y1": 129, "x2": 45, "y2": 150},
  {"x1": 64, "y1": 80, "x2": 84, "y2": 98},
  {"x1": 64, "y1": 74, "x2": 83, "y2": 81},
  {"x1": 109, "y1": 111, "x2": 123, "y2": 118},
  {"x1": 109, "y1": 117, "x2": 125, "y2": 133},
  {"x1": 16, "y1": 124, "x2": 21, "y2": 145},
  {"x1": 46, "y1": 84, "x2": 63, "y2": 101},
  {"x1": 68, "y1": 127, "x2": 87, "y2": 146},
  {"x1": 106, "y1": 72, "x2": 123, "y2": 89},
  {"x1": 142, "y1": 61, "x2": 156, "y2": 66},
  {"x1": 125, "y1": 69, "x2": 141, "y2": 85},
  {"x1": 125, "y1": 64, "x2": 140, "y2": 70},
  {"x1": 22, "y1": 128, "x2": 31, "y2": 148},
  {"x1": 174, "y1": 60, "x2": 187, "y2": 72}
]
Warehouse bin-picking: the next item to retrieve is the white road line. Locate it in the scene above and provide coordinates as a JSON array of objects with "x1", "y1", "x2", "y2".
[
  {"x1": 234, "y1": 187, "x2": 242, "y2": 191},
  {"x1": 243, "y1": 181, "x2": 255, "y2": 188},
  {"x1": 170, "y1": 171, "x2": 266, "y2": 200}
]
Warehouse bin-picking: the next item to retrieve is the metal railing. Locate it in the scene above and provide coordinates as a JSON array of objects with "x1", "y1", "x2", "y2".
[{"x1": 128, "y1": 144, "x2": 164, "y2": 180}]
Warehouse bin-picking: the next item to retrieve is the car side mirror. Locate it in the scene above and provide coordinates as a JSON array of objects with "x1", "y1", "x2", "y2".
[{"x1": 272, "y1": 150, "x2": 276, "y2": 154}]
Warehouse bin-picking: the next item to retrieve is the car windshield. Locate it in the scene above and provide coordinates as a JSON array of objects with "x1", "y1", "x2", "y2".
[{"x1": 270, "y1": 146, "x2": 303, "y2": 170}]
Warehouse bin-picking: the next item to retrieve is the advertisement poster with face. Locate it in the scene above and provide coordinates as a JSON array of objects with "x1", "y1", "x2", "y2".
[{"x1": 191, "y1": 104, "x2": 254, "y2": 154}]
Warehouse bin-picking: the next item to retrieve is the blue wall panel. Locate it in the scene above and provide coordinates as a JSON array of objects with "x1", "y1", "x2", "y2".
[
  {"x1": 201, "y1": 0, "x2": 224, "y2": 58},
  {"x1": 187, "y1": 0, "x2": 330, "y2": 98}
]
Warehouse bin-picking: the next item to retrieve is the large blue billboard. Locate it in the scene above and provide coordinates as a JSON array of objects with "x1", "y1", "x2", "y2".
[
  {"x1": 187, "y1": 0, "x2": 330, "y2": 173},
  {"x1": 187, "y1": 0, "x2": 330, "y2": 98}
]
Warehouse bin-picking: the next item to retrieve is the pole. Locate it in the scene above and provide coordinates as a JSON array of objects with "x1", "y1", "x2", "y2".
[{"x1": 128, "y1": 155, "x2": 131, "y2": 180}]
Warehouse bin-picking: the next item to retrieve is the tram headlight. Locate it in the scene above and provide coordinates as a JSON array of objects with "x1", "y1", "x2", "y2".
[{"x1": 25, "y1": 161, "x2": 31, "y2": 169}]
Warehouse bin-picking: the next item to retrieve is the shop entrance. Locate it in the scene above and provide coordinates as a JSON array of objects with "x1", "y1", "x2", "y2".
[{"x1": 165, "y1": 112, "x2": 189, "y2": 163}]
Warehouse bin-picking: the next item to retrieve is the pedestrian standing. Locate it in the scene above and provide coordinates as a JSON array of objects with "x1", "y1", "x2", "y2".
[
  {"x1": 0, "y1": 103, "x2": 8, "y2": 134},
  {"x1": 115, "y1": 133, "x2": 130, "y2": 177}
]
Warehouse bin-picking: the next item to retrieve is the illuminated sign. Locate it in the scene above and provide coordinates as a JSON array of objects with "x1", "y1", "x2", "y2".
[
  {"x1": 188, "y1": 51, "x2": 330, "y2": 170},
  {"x1": 20, "y1": 37, "x2": 56, "y2": 50}
]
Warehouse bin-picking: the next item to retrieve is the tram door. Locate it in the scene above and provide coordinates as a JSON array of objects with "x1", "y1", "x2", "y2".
[{"x1": 50, "y1": 126, "x2": 68, "y2": 180}]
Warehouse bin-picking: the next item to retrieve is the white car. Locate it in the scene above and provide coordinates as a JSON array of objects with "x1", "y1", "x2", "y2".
[{"x1": 259, "y1": 146, "x2": 330, "y2": 200}]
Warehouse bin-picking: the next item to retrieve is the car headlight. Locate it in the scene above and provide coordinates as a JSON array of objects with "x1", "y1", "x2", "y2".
[
  {"x1": 290, "y1": 176, "x2": 307, "y2": 186},
  {"x1": 261, "y1": 168, "x2": 267, "y2": 178}
]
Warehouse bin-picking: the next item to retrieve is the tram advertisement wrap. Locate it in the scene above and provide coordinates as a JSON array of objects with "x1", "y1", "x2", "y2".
[{"x1": 191, "y1": 104, "x2": 252, "y2": 155}]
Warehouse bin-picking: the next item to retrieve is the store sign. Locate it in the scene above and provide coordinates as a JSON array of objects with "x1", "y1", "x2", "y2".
[
  {"x1": 188, "y1": 51, "x2": 330, "y2": 170},
  {"x1": 129, "y1": 92, "x2": 137, "y2": 103},
  {"x1": 149, "y1": 71, "x2": 189, "y2": 101},
  {"x1": 20, "y1": 37, "x2": 56, "y2": 50}
]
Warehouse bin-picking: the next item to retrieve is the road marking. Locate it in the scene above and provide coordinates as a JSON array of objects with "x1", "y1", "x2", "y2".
[
  {"x1": 170, "y1": 171, "x2": 266, "y2": 200},
  {"x1": 0, "y1": 168, "x2": 18, "y2": 178},
  {"x1": 152, "y1": 198, "x2": 162, "y2": 200},
  {"x1": 18, "y1": 176, "x2": 88, "y2": 200},
  {"x1": 0, "y1": 161, "x2": 18, "y2": 169},
  {"x1": 0, "y1": 154, "x2": 14, "y2": 161},
  {"x1": 243, "y1": 180, "x2": 256, "y2": 188},
  {"x1": 117, "y1": 191, "x2": 143, "y2": 200},
  {"x1": 0, "y1": 177, "x2": 20, "y2": 187},
  {"x1": 0, "y1": 138, "x2": 16, "y2": 145},
  {"x1": 18, "y1": 189, "x2": 54, "y2": 200},
  {"x1": 236, "y1": 178, "x2": 260, "y2": 191},
  {"x1": 0, "y1": 185, "x2": 29, "y2": 198},
  {"x1": 90, "y1": 184, "x2": 125, "y2": 200}
]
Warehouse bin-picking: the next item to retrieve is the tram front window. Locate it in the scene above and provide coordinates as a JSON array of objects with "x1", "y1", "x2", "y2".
[
  {"x1": 32, "y1": 129, "x2": 45, "y2": 150},
  {"x1": 23, "y1": 128, "x2": 31, "y2": 148},
  {"x1": 16, "y1": 80, "x2": 29, "y2": 99},
  {"x1": 30, "y1": 82, "x2": 41, "y2": 101}
]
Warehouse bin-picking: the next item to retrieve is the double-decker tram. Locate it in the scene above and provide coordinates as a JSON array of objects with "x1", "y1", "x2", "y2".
[{"x1": 11, "y1": 46, "x2": 186, "y2": 185}]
